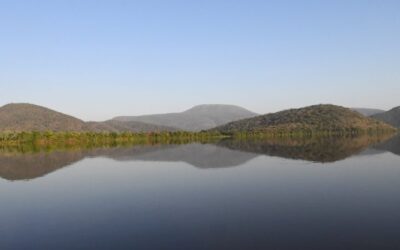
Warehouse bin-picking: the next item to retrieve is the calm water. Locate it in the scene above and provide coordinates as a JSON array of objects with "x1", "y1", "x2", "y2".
[{"x1": 1, "y1": 135, "x2": 400, "y2": 250}]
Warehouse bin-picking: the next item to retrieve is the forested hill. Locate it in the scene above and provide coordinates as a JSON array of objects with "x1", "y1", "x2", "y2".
[
  {"x1": 0, "y1": 103, "x2": 87, "y2": 132},
  {"x1": 1, "y1": 103, "x2": 396, "y2": 135},
  {"x1": 0, "y1": 103, "x2": 175, "y2": 132},
  {"x1": 211, "y1": 104, "x2": 396, "y2": 135}
]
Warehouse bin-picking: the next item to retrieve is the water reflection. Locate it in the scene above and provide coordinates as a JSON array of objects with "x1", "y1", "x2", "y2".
[
  {"x1": 217, "y1": 135, "x2": 395, "y2": 162},
  {"x1": 0, "y1": 150, "x2": 86, "y2": 181},
  {"x1": 0, "y1": 134, "x2": 398, "y2": 181},
  {"x1": 0, "y1": 144, "x2": 258, "y2": 181},
  {"x1": 373, "y1": 134, "x2": 400, "y2": 155}
]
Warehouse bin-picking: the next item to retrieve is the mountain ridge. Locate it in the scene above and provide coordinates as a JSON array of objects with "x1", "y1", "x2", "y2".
[
  {"x1": 351, "y1": 108, "x2": 386, "y2": 116},
  {"x1": 113, "y1": 104, "x2": 258, "y2": 131},
  {"x1": 1, "y1": 103, "x2": 397, "y2": 134},
  {"x1": 211, "y1": 104, "x2": 396, "y2": 134},
  {"x1": 372, "y1": 106, "x2": 400, "y2": 128},
  {"x1": 0, "y1": 103, "x2": 176, "y2": 132}
]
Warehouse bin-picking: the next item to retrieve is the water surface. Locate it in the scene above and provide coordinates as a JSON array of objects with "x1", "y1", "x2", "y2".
[{"x1": 1, "y1": 135, "x2": 400, "y2": 249}]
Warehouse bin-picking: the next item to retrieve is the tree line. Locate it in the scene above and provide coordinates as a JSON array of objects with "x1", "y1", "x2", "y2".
[{"x1": 0, "y1": 131, "x2": 225, "y2": 147}]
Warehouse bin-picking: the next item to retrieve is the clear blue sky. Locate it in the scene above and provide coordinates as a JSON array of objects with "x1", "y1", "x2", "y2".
[{"x1": 1, "y1": 0, "x2": 399, "y2": 121}]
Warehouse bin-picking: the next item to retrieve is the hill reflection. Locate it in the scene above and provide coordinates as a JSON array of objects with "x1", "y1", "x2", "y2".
[
  {"x1": 373, "y1": 134, "x2": 400, "y2": 156},
  {"x1": 0, "y1": 134, "x2": 397, "y2": 181},
  {"x1": 0, "y1": 144, "x2": 258, "y2": 181},
  {"x1": 217, "y1": 135, "x2": 394, "y2": 163}
]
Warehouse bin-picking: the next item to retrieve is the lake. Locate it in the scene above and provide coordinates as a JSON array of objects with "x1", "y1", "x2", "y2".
[{"x1": 1, "y1": 135, "x2": 400, "y2": 249}]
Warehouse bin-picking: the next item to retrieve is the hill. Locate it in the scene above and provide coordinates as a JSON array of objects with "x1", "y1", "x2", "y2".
[
  {"x1": 0, "y1": 103, "x2": 87, "y2": 132},
  {"x1": 86, "y1": 120, "x2": 177, "y2": 132},
  {"x1": 372, "y1": 106, "x2": 400, "y2": 128},
  {"x1": 212, "y1": 104, "x2": 396, "y2": 135},
  {"x1": 351, "y1": 108, "x2": 385, "y2": 116},
  {"x1": 113, "y1": 104, "x2": 258, "y2": 131},
  {"x1": 0, "y1": 103, "x2": 176, "y2": 132}
]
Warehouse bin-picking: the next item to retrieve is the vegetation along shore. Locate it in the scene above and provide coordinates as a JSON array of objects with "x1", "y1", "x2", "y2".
[{"x1": 0, "y1": 103, "x2": 398, "y2": 148}]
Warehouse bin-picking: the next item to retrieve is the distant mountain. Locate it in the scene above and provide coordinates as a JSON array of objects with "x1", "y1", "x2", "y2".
[
  {"x1": 351, "y1": 108, "x2": 385, "y2": 116},
  {"x1": 212, "y1": 104, "x2": 395, "y2": 134},
  {"x1": 0, "y1": 103, "x2": 175, "y2": 132},
  {"x1": 86, "y1": 120, "x2": 177, "y2": 133},
  {"x1": 372, "y1": 106, "x2": 400, "y2": 128},
  {"x1": 0, "y1": 103, "x2": 87, "y2": 132},
  {"x1": 113, "y1": 104, "x2": 258, "y2": 131}
]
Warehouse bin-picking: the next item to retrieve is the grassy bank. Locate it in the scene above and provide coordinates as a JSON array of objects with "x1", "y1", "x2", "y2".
[
  {"x1": 0, "y1": 131, "x2": 224, "y2": 148},
  {"x1": 0, "y1": 129, "x2": 396, "y2": 153}
]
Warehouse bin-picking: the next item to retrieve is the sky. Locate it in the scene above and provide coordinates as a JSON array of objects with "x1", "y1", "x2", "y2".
[{"x1": 1, "y1": 0, "x2": 399, "y2": 121}]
